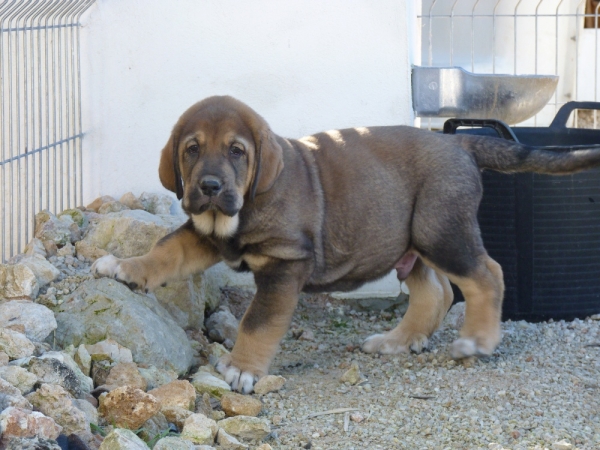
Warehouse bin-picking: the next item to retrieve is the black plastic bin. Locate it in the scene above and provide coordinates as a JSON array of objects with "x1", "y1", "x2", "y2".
[{"x1": 444, "y1": 102, "x2": 600, "y2": 322}]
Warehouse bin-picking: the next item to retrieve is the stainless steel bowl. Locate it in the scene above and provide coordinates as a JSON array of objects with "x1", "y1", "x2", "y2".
[{"x1": 412, "y1": 66, "x2": 559, "y2": 125}]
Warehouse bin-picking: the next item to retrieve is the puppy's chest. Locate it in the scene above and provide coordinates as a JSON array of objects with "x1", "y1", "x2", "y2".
[
  {"x1": 211, "y1": 237, "x2": 243, "y2": 262},
  {"x1": 208, "y1": 237, "x2": 253, "y2": 272}
]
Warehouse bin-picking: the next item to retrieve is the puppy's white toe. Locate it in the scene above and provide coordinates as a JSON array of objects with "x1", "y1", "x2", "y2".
[
  {"x1": 223, "y1": 366, "x2": 241, "y2": 388},
  {"x1": 91, "y1": 254, "x2": 120, "y2": 278},
  {"x1": 239, "y1": 372, "x2": 257, "y2": 394},
  {"x1": 361, "y1": 334, "x2": 385, "y2": 353},
  {"x1": 216, "y1": 357, "x2": 258, "y2": 394},
  {"x1": 451, "y1": 337, "x2": 496, "y2": 359},
  {"x1": 409, "y1": 335, "x2": 429, "y2": 353},
  {"x1": 451, "y1": 338, "x2": 477, "y2": 359},
  {"x1": 362, "y1": 333, "x2": 410, "y2": 354}
]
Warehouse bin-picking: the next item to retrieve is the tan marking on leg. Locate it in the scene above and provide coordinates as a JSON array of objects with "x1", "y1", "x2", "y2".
[
  {"x1": 362, "y1": 259, "x2": 453, "y2": 354},
  {"x1": 93, "y1": 225, "x2": 221, "y2": 291},
  {"x1": 216, "y1": 262, "x2": 308, "y2": 393},
  {"x1": 242, "y1": 254, "x2": 272, "y2": 271},
  {"x1": 422, "y1": 254, "x2": 504, "y2": 357}
]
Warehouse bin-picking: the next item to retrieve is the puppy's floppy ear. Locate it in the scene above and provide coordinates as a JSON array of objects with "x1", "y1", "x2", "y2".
[
  {"x1": 158, "y1": 127, "x2": 184, "y2": 200},
  {"x1": 250, "y1": 126, "x2": 284, "y2": 200}
]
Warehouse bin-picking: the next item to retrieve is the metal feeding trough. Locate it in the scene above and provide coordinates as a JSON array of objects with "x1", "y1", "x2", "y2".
[
  {"x1": 444, "y1": 102, "x2": 600, "y2": 322},
  {"x1": 413, "y1": 66, "x2": 559, "y2": 124}
]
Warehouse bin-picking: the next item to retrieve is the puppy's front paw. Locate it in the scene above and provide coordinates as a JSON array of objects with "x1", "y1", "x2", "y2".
[
  {"x1": 215, "y1": 354, "x2": 262, "y2": 394},
  {"x1": 362, "y1": 331, "x2": 429, "y2": 354},
  {"x1": 91, "y1": 255, "x2": 148, "y2": 292}
]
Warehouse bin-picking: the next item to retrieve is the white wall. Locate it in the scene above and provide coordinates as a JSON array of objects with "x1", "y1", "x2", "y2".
[{"x1": 79, "y1": 0, "x2": 418, "y2": 297}]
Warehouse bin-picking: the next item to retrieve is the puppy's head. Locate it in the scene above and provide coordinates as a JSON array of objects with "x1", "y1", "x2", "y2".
[{"x1": 159, "y1": 96, "x2": 284, "y2": 237}]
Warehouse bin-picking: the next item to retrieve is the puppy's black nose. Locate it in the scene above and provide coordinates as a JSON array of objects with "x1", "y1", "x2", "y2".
[{"x1": 200, "y1": 177, "x2": 222, "y2": 196}]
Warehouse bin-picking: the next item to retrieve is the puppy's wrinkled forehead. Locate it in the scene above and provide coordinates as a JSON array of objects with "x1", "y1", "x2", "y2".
[{"x1": 180, "y1": 108, "x2": 254, "y2": 149}]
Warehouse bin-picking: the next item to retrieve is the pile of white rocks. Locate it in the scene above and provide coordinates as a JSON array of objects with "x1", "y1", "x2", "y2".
[{"x1": 0, "y1": 192, "x2": 274, "y2": 450}]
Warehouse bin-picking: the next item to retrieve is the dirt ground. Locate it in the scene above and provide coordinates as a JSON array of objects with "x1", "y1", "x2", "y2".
[{"x1": 215, "y1": 288, "x2": 600, "y2": 450}]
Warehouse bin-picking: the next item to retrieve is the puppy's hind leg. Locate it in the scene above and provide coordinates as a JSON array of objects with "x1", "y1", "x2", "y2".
[{"x1": 362, "y1": 258, "x2": 453, "y2": 354}]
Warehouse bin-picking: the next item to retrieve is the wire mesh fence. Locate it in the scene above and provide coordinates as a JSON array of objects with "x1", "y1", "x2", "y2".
[
  {"x1": 0, "y1": 0, "x2": 95, "y2": 262},
  {"x1": 419, "y1": 0, "x2": 600, "y2": 128}
]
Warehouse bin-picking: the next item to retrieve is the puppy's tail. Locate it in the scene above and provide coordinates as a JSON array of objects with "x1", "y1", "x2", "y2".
[{"x1": 461, "y1": 135, "x2": 600, "y2": 175}]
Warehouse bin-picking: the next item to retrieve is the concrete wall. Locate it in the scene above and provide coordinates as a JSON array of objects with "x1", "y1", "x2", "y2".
[{"x1": 79, "y1": 0, "x2": 419, "y2": 297}]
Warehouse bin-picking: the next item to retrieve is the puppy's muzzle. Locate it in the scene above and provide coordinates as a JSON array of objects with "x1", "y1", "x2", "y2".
[{"x1": 200, "y1": 176, "x2": 223, "y2": 197}]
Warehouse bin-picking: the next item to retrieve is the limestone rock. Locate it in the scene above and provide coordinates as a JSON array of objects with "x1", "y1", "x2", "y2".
[
  {"x1": 7, "y1": 255, "x2": 60, "y2": 289},
  {"x1": 0, "y1": 366, "x2": 38, "y2": 395},
  {"x1": 73, "y1": 398, "x2": 99, "y2": 426},
  {"x1": 195, "y1": 392, "x2": 218, "y2": 419},
  {"x1": 205, "y1": 306, "x2": 238, "y2": 344},
  {"x1": 0, "y1": 300, "x2": 57, "y2": 342},
  {"x1": 0, "y1": 407, "x2": 62, "y2": 441},
  {"x1": 217, "y1": 428, "x2": 249, "y2": 449},
  {"x1": 220, "y1": 392, "x2": 262, "y2": 417},
  {"x1": 56, "y1": 242, "x2": 75, "y2": 257},
  {"x1": 98, "y1": 201, "x2": 130, "y2": 214},
  {"x1": 191, "y1": 371, "x2": 231, "y2": 398},
  {"x1": 104, "y1": 362, "x2": 146, "y2": 390},
  {"x1": 161, "y1": 405, "x2": 193, "y2": 429},
  {"x1": 153, "y1": 436, "x2": 196, "y2": 450},
  {"x1": 553, "y1": 441, "x2": 573, "y2": 450},
  {"x1": 207, "y1": 342, "x2": 230, "y2": 366},
  {"x1": 217, "y1": 416, "x2": 271, "y2": 440},
  {"x1": 443, "y1": 301, "x2": 465, "y2": 330},
  {"x1": 74, "y1": 240, "x2": 108, "y2": 261},
  {"x1": 98, "y1": 428, "x2": 148, "y2": 450},
  {"x1": 98, "y1": 386, "x2": 160, "y2": 430},
  {"x1": 53, "y1": 278, "x2": 194, "y2": 375},
  {"x1": 86, "y1": 195, "x2": 116, "y2": 213},
  {"x1": 58, "y1": 208, "x2": 88, "y2": 228},
  {"x1": 3, "y1": 436, "x2": 62, "y2": 449},
  {"x1": 0, "y1": 264, "x2": 39, "y2": 300},
  {"x1": 136, "y1": 411, "x2": 169, "y2": 443},
  {"x1": 340, "y1": 362, "x2": 361, "y2": 385},
  {"x1": 138, "y1": 365, "x2": 178, "y2": 390},
  {"x1": 26, "y1": 355, "x2": 93, "y2": 399},
  {"x1": 79, "y1": 209, "x2": 183, "y2": 258},
  {"x1": 26, "y1": 383, "x2": 90, "y2": 435},
  {"x1": 255, "y1": 445, "x2": 273, "y2": 450},
  {"x1": 119, "y1": 192, "x2": 144, "y2": 210},
  {"x1": 154, "y1": 273, "x2": 208, "y2": 330},
  {"x1": 139, "y1": 192, "x2": 173, "y2": 215},
  {"x1": 180, "y1": 413, "x2": 218, "y2": 445},
  {"x1": 195, "y1": 364, "x2": 223, "y2": 379},
  {"x1": 86, "y1": 339, "x2": 133, "y2": 364},
  {"x1": 253, "y1": 375, "x2": 286, "y2": 395},
  {"x1": 23, "y1": 238, "x2": 47, "y2": 258},
  {"x1": 0, "y1": 328, "x2": 35, "y2": 360},
  {"x1": 34, "y1": 210, "x2": 72, "y2": 246},
  {"x1": 0, "y1": 377, "x2": 33, "y2": 410},
  {"x1": 0, "y1": 351, "x2": 8, "y2": 366},
  {"x1": 148, "y1": 380, "x2": 196, "y2": 410},
  {"x1": 74, "y1": 344, "x2": 92, "y2": 376}
]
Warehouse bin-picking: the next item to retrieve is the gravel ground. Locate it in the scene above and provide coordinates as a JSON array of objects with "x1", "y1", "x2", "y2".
[{"x1": 223, "y1": 291, "x2": 600, "y2": 450}]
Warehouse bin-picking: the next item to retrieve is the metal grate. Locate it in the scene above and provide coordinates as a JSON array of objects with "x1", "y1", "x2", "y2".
[
  {"x1": 0, "y1": 0, "x2": 95, "y2": 262},
  {"x1": 419, "y1": 0, "x2": 600, "y2": 128}
]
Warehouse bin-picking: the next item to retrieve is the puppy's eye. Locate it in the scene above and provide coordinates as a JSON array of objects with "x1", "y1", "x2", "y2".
[
  {"x1": 186, "y1": 145, "x2": 199, "y2": 155},
  {"x1": 230, "y1": 145, "x2": 245, "y2": 158}
]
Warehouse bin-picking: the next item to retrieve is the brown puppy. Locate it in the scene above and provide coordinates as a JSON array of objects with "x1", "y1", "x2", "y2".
[{"x1": 93, "y1": 96, "x2": 600, "y2": 393}]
